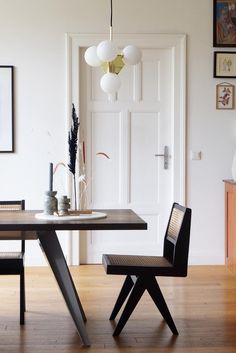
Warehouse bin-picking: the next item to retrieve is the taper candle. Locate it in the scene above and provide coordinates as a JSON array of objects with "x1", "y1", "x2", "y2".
[{"x1": 49, "y1": 162, "x2": 53, "y2": 191}]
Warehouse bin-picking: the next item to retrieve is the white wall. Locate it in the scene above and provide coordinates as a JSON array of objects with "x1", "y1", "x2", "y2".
[{"x1": 0, "y1": 0, "x2": 233, "y2": 265}]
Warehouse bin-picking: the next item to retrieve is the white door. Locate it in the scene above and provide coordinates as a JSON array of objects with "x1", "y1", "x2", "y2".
[{"x1": 67, "y1": 34, "x2": 186, "y2": 264}]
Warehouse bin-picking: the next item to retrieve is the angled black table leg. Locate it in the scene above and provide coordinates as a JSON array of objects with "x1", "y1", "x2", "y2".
[{"x1": 37, "y1": 230, "x2": 90, "y2": 346}]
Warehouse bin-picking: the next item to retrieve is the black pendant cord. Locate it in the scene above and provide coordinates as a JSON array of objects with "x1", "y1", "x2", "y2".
[{"x1": 110, "y1": 0, "x2": 113, "y2": 27}]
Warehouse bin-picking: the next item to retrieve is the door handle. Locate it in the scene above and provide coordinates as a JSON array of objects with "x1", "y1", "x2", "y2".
[{"x1": 155, "y1": 146, "x2": 169, "y2": 169}]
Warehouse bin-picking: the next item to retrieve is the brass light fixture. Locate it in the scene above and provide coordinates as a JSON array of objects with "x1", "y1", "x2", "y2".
[{"x1": 84, "y1": 0, "x2": 142, "y2": 94}]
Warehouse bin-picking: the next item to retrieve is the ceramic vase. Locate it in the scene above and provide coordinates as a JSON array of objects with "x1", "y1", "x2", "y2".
[{"x1": 44, "y1": 191, "x2": 58, "y2": 215}]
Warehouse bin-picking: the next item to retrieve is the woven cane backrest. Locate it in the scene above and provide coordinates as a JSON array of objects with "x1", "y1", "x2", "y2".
[
  {"x1": 166, "y1": 207, "x2": 184, "y2": 242},
  {"x1": 0, "y1": 201, "x2": 25, "y2": 250},
  {"x1": 0, "y1": 202, "x2": 24, "y2": 211},
  {"x1": 163, "y1": 203, "x2": 191, "y2": 274}
]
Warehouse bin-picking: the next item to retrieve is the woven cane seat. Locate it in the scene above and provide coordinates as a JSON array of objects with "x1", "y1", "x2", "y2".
[
  {"x1": 0, "y1": 200, "x2": 26, "y2": 324},
  {"x1": 103, "y1": 254, "x2": 174, "y2": 276},
  {"x1": 106, "y1": 254, "x2": 172, "y2": 267},
  {"x1": 0, "y1": 250, "x2": 24, "y2": 275},
  {"x1": 0, "y1": 252, "x2": 23, "y2": 259}
]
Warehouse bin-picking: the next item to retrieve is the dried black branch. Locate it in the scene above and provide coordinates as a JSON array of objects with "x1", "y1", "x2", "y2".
[
  {"x1": 68, "y1": 104, "x2": 80, "y2": 210},
  {"x1": 68, "y1": 104, "x2": 80, "y2": 175}
]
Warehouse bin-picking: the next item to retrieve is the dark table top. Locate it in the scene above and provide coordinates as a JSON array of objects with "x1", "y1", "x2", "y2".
[{"x1": 0, "y1": 209, "x2": 147, "y2": 233}]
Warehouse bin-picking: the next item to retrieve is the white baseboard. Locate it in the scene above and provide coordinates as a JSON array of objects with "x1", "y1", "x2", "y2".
[
  {"x1": 25, "y1": 256, "x2": 48, "y2": 266},
  {"x1": 189, "y1": 254, "x2": 224, "y2": 265},
  {"x1": 24, "y1": 253, "x2": 225, "y2": 266}
]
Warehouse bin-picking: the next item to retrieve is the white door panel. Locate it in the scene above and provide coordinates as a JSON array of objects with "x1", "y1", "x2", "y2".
[
  {"x1": 129, "y1": 112, "x2": 159, "y2": 205},
  {"x1": 117, "y1": 65, "x2": 134, "y2": 101},
  {"x1": 91, "y1": 112, "x2": 121, "y2": 206}
]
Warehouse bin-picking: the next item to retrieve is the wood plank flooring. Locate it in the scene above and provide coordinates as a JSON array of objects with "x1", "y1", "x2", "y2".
[{"x1": 0, "y1": 265, "x2": 236, "y2": 352}]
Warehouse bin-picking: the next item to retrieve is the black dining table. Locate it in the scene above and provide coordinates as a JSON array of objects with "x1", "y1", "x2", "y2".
[{"x1": 0, "y1": 208, "x2": 147, "y2": 346}]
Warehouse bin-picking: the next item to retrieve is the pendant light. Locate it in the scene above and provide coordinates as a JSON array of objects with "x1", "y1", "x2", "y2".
[{"x1": 84, "y1": 0, "x2": 142, "y2": 94}]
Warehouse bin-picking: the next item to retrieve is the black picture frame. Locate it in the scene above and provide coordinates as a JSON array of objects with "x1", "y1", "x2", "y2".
[
  {"x1": 213, "y1": 0, "x2": 236, "y2": 47},
  {"x1": 214, "y1": 51, "x2": 236, "y2": 77},
  {"x1": 0, "y1": 66, "x2": 14, "y2": 153}
]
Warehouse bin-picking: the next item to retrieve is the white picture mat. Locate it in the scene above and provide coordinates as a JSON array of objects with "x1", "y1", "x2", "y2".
[
  {"x1": 0, "y1": 67, "x2": 13, "y2": 151},
  {"x1": 216, "y1": 53, "x2": 236, "y2": 77}
]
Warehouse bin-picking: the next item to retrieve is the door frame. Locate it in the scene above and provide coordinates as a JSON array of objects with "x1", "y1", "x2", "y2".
[{"x1": 66, "y1": 33, "x2": 186, "y2": 264}]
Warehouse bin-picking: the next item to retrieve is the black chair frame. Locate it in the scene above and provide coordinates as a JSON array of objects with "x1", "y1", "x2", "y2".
[
  {"x1": 103, "y1": 203, "x2": 192, "y2": 336},
  {"x1": 0, "y1": 200, "x2": 26, "y2": 325}
]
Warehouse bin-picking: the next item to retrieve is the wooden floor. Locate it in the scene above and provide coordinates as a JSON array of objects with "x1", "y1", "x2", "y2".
[{"x1": 0, "y1": 265, "x2": 236, "y2": 353}]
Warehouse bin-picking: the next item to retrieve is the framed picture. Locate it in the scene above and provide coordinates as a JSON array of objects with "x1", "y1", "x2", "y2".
[
  {"x1": 0, "y1": 66, "x2": 14, "y2": 153},
  {"x1": 214, "y1": 0, "x2": 236, "y2": 46},
  {"x1": 216, "y1": 82, "x2": 235, "y2": 109},
  {"x1": 214, "y1": 51, "x2": 236, "y2": 77}
]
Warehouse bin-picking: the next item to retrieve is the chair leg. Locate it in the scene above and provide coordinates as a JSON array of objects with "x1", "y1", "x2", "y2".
[
  {"x1": 20, "y1": 269, "x2": 25, "y2": 325},
  {"x1": 113, "y1": 276, "x2": 145, "y2": 336},
  {"x1": 110, "y1": 275, "x2": 135, "y2": 320},
  {"x1": 146, "y1": 276, "x2": 178, "y2": 335}
]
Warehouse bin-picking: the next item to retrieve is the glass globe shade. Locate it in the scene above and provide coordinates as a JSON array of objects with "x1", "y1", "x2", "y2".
[
  {"x1": 84, "y1": 46, "x2": 101, "y2": 67},
  {"x1": 97, "y1": 40, "x2": 118, "y2": 62},
  {"x1": 122, "y1": 45, "x2": 142, "y2": 65},
  {"x1": 100, "y1": 72, "x2": 121, "y2": 94}
]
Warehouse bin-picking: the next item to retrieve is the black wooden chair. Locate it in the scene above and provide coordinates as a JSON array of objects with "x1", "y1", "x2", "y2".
[
  {"x1": 0, "y1": 200, "x2": 26, "y2": 325},
  {"x1": 102, "y1": 202, "x2": 192, "y2": 336}
]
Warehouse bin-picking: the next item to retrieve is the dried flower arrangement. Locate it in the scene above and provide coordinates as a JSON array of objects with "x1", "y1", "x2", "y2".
[
  {"x1": 68, "y1": 104, "x2": 80, "y2": 210},
  {"x1": 67, "y1": 104, "x2": 111, "y2": 213}
]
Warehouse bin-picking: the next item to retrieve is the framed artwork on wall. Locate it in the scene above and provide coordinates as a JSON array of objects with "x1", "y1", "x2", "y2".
[
  {"x1": 216, "y1": 82, "x2": 235, "y2": 109},
  {"x1": 213, "y1": 0, "x2": 236, "y2": 47},
  {"x1": 0, "y1": 66, "x2": 14, "y2": 153},
  {"x1": 214, "y1": 51, "x2": 236, "y2": 77}
]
